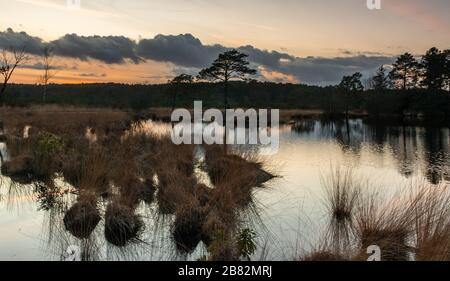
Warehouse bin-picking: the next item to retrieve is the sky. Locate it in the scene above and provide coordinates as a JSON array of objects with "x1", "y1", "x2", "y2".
[{"x1": 0, "y1": 0, "x2": 449, "y2": 85}]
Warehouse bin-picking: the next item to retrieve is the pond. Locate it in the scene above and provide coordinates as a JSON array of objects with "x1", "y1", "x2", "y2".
[{"x1": 0, "y1": 119, "x2": 449, "y2": 261}]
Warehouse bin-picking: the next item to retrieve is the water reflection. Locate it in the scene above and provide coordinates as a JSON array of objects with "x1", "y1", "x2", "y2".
[
  {"x1": 0, "y1": 118, "x2": 449, "y2": 260},
  {"x1": 290, "y1": 119, "x2": 449, "y2": 185}
]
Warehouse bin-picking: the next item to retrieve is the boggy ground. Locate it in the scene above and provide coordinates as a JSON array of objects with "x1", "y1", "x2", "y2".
[
  {"x1": 0, "y1": 106, "x2": 275, "y2": 261},
  {"x1": 1, "y1": 106, "x2": 449, "y2": 261}
]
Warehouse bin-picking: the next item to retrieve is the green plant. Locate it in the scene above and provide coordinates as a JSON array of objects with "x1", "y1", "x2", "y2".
[
  {"x1": 32, "y1": 131, "x2": 64, "y2": 179},
  {"x1": 237, "y1": 228, "x2": 257, "y2": 261}
]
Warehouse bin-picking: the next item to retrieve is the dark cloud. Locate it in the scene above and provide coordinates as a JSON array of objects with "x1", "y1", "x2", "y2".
[
  {"x1": 51, "y1": 34, "x2": 141, "y2": 64},
  {"x1": 136, "y1": 33, "x2": 225, "y2": 68},
  {"x1": 238, "y1": 45, "x2": 292, "y2": 69},
  {"x1": 136, "y1": 34, "x2": 394, "y2": 84},
  {"x1": 19, "y1": 62, "x2": 66, "y2": 70},
  {"x1": 0, "y1": 29, "x2": 140, "y2": 64},
  {"x1": 0, "y1": 28, "x2": 46, "y2": 55},
  {"x1": 1, "y1": 28, "x2": 395, "y2": 85},
  {"x1": 279, "y1": 55, "x2": 394, "y2": 84}
]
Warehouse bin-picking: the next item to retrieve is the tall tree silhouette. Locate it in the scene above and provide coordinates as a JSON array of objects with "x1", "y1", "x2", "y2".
[
  {"x1": 445, "y1": 50, "x2": 450, "y2": 91},
  {"x1": 339, "y1": 72, "x2": 364, "y2": 92},
  {"x1": 0, "y1": 48, "x2": 27, "y2": 104},
  {"x1": 420, "y1": 47, "x2": 448, "y2": 90},
  {"x1": 198, "y1": 49, "x2": 257, "y2": 152},
  {"x1": 339, "y1": 72, "x2": 363, "y2": 121},
  {"x1": 389, "y1": 53, "x2": 419, "y2": 90},
  {"x1": 370, "y1": 66, "x2": 390, "y2": 91},
  {"x1": 169, "y1": 74, "x2": 194, "y2": 112}
]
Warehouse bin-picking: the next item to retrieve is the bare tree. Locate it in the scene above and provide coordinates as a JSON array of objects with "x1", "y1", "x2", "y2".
[
  {"x1": 39, "y1": 47, "x2": 56, "y2": 103},
  {"x1": 0, "y1": 48, "x2": 27, "y2": 104}
]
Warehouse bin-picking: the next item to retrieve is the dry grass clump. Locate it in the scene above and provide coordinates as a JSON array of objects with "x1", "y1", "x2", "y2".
[
  {"x1": 61, "y1": 144, "x2": 111, "y2": 194},
  {"x1": 2, "y1": 134, "x2": 32, "y2": 159},
  {"x1": 411, "y1": 182, "x2": 450, "y2": 261},
  {"x1": 157, "y1": 171, "x2": 197, "y2": 215},
  {"x1": 0, "y1": 154, "x2": 34, "y2": 184},
  {"x1": 300, "y1": 250, "x2": 348, "y2": 261},
  {"x1": 207, "y1": 232, "x2": 240, "y2": 261},
  {"x1": 192, "y1": 146, "x2": 275, "y2": 260},
  {"x1": 204, "y1": 145, "x2": 274, "y2": 188},
  {"x1": 353, "y1": 190, "x2": 415, "y2": 261},
  {"x1": 312, "y1": 172, "x2": 450, "y2": 262},
  {"x1": 0, "y1": 106, "x2": 131, "y2": 140},
  {"x1": 171, "y1": 184, "x2": 212, "y2": 253},
  {"x1": 173, "y1": 203, "x2": 206, "y2": 253},
  {"x1": 63, "y1": 198, "x2": 101, "y2": 239},
  {"x1": 104, "y1": 202, "x2": 144, "y2": 247},
  {"x1": 151, "y1": 140, "x2": 196, "y2": 215},
  {"x1": 321, "y1": 167, "x2": 361, "y2": 254},
  {"x1": 321, "y1": 167, "x2": 360, "y2": 223},
  {"x1": 113, "y1": 176, "x2": 157, "y2": 208}
]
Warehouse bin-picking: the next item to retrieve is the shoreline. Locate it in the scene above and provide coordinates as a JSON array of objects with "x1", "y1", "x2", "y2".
[{"x1": 1, "y1": 106, "x2": 449, "y2": 128}]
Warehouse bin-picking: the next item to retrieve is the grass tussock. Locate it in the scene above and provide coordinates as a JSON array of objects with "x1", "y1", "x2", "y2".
[
  {"x1": 104, "y1": 202, "x2": 144, "y2": 247},
  {"x1": 321, "y1": 167, "x2": 360, "y2": 223},
  {"x1": 300, "y1": 250, "x2": 348, "y2": 261},
  {"x1": 321, "y1": 167, "x2": 361, "y2": 254},
  {"x1": 353, "y1": 188, "x2": 415, "y2": 261},
  {"x1": 0, "y1": 107, "x2": 277, "y2": 258},
  {"x1": 316, "y1": 167, "x2": 450, "y2": 261},
  {"x1": 63, "y1": 198, "x2": 101, "y2": 239},
  {"x1": 411, "y1": 182, "x2": 450, "y2": 261}
]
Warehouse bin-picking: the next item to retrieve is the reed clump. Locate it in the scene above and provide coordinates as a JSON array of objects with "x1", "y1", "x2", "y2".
[
  {"x1": 173, "y1": 203, "x2": 206, "y2": 253},
  {"x1": 1, "y1": 107, "x2": 277, "y2": 259},
  {"x1": 204, "y1": 146, "x2": 274, "y2": 187},
  {"x1": 353, "y1": 189, "x2": 415, "y2": 261},
  {"x1": 301, "y1": 251, "x2": 348, "y2": 261},
  {"x1": 104, "y1": 202, "x2": 144, "y2": 247},
  {"x1": 1, "y1": 154, "x2": 34, "y2": 183},
  {"x1": 411, "y1": 183, "x2": 450, "y2": 261},
  {"x1": 322, "y1": 167, "x2": 360, "y2": 223},
  {"x1": 63, "y1": 198, "x2": 101, "y2": 239}
]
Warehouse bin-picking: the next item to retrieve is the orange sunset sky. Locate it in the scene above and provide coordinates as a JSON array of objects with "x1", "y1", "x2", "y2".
[{"x1": 1, "y1": 0, "x2": 449, "y2": 85}]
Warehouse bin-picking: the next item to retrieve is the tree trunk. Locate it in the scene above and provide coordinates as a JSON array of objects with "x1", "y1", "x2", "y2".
[
  {"x1": 223, "y1": 80, "x2": 228, "y2": 154},
  {"x1": 43, "y1": 84, "x2": 47, "y2": 104},
  {"x1": 171, "y1": 85, "x2": 178, "y2": 127},
  {"x1": 345, "y1": 91, "x2": 350, "y2": 120},
  {"x1": 0, "y1": 83, "x2": 7, "y2": 105}
]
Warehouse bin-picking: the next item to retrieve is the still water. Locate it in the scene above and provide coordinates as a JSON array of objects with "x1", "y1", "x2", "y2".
[{"x1": 0, "y1": 119, "x2": 449, "y2": 260}]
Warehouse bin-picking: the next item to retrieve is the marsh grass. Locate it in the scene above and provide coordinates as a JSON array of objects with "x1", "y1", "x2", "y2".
[
  {"x1": 0, "y1": 106, "x2": 130, "y2": 138},
  {"x1": 410, "y1": 182, "x2": 450, "y2": 261},
  {"x1": 314, "y1": 167, "x2": 450, "y2": 261},
  {"x1": 321, "y1": 167, "x2": 360, "y2": 223},
  {"x1": 104, "y1": 202, "x2": 144, "y2": 247},
  {"x1": 300, "y1": 248, "x2": 348, "y2": 261},
  {"x1": 0, "y1": 107, "x2": 273, "y2": 260},
  {"x1": 321, "y1": 167, "x2": 360, "y2": 254},
  {"x1": 63, "y1": 198, "x2": 101, "y2": 240}
]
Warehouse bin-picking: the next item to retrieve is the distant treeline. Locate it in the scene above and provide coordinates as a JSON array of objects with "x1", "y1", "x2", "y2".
[{"x1": 4, "y1": 82, "x2": 450, "y2": 122}]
